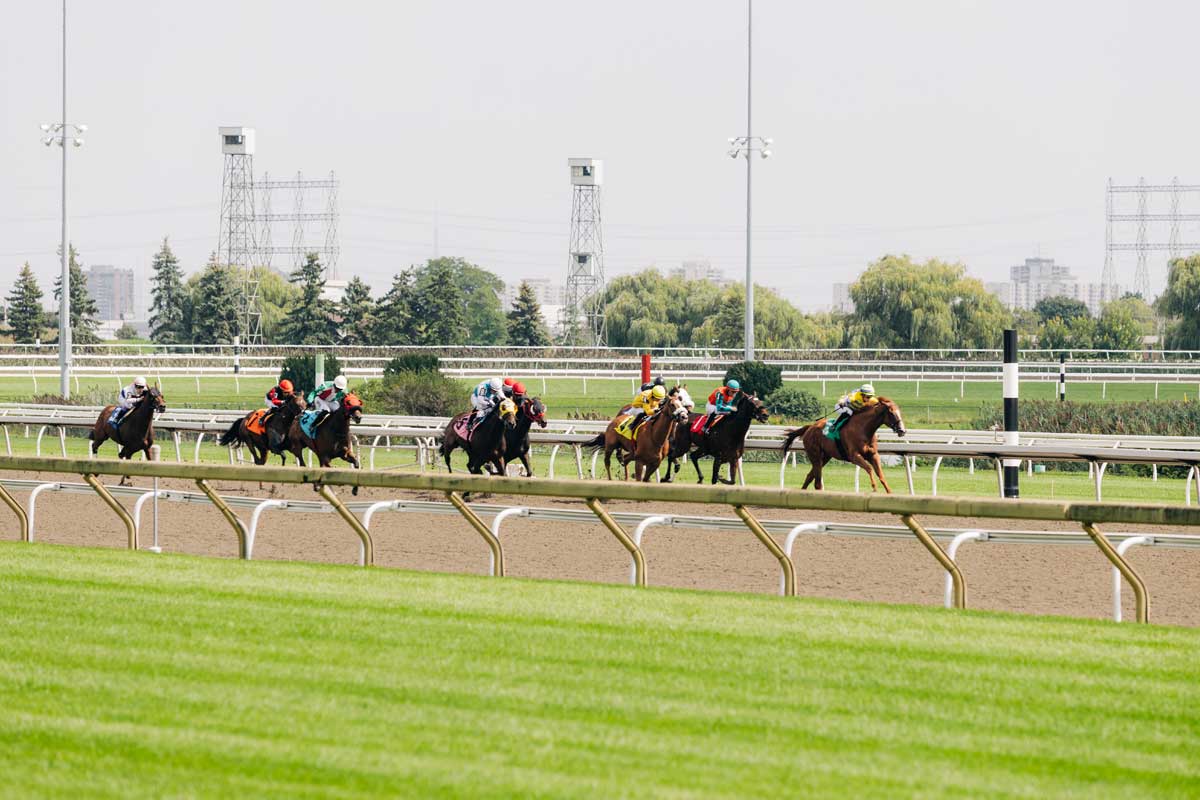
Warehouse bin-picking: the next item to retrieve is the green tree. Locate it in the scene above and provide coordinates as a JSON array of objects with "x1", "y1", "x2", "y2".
[
  {"x1": 338, "y1": 276, "x2": 376, "y2": 345},
  {"x1": 51, "y1": 245, "x2": 100, "y2": 344},
  {"x1": 1038, "y1": 314, "x2": 1096, "y2": 350},
  {"x1": 692, "y1": 284, "x2": 843, "y2": 350},
  {"x1": 279, "y1": 253, "x2": 339, "y2": 345},
  {"x1": 1157, "y1": 255, "x2": 1200, "y2": 349},
  {"x1": 506, "y1": 281, "x2": 552, "y2": 346},
  {"x1": 148, "y1": 237, "x2": 189, "y2": 343},
  {"x1": 1093, "y1": 302, "x2": 1143, "y2": 351},
  {"x1": 247, "y1": 266, "x2": 303, "y2": 343},
  {"x1": 189, "y1": 258, "x2": 240, "y2": 344},
  {"x1": 6, "y1": 263, "x2": 44, "y2": 343},
  {"x1": 374, "y1": 270, "x2": 417, "y2": 345},
  {"x1": 1103, "y1": 295, "x2": 1157, "y2": 337},
  {"x1": 845, "y1": 255, "x2": 1011, "y2": 349},
  {"x1": 1033, "y1": 295, "x2": 1090, "y2": 324},
  {"x1": 411, "y1": 257, "x2": 505, "y2": 344},
  {"x1": 411, "y1": 259, "x2": 467, "y2": 344},
  {"x1": 603, "y1": 269, "x2": 724, "y2": 348}
]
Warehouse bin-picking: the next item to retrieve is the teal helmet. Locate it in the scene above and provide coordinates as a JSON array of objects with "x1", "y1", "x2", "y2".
[{"x1": 726, "y1": 379, "x2": 741, "y2": 390}]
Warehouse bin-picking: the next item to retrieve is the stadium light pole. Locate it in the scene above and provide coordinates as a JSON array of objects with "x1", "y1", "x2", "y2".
[
  {"x1": 41, "y1": 0, "x2": 85, "y2": 398},
  {"x1": 727, "y1": 0, "x2": 771, "y2": 362}
]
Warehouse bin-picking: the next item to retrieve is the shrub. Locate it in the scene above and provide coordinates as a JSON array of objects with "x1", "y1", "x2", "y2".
[
  {"x1": 766, "y1": 387, "x2": 823, "y2": 421},
  {"x1": 279, "y1": 354, "x2": 343, "y2": 397},
  {"x1": 383, "y1": 353, "x2": 440, "y2": 377},
  {"x1": 355, "y1": 371, "x2": 466, "y2": 416},
  {"x1": 723, "y1": 360, "x2": 782, "y2": 397}
]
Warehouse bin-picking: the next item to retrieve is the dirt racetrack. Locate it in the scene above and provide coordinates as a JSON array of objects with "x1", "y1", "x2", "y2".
[{"x1": 6, "y1": 470, "x2": 1199, "y2": 627}]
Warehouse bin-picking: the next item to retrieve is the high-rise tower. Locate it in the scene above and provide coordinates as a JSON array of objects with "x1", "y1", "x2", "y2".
[
  {"x1": 563, "y1": 158, "x2": 606, "y2": 345},
  {"x1": 217, "y1": 126, "x2": 261, "y2": 343}
]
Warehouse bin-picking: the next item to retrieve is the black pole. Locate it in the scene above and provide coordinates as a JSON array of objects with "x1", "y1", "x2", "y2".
[
  {"x1": 1058, "y1": 355, "x2": 1066, "y2": 402},
  {"x1": 1003, "y1": 329, "x2": 1019, "y2": 498}
]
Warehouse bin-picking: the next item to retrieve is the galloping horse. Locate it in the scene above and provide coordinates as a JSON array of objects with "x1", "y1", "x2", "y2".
[
  {"x1": 218, "y1": 391, "x2": 307, "y2": 465},
  {"x1": 89, "y1": 386, "x2": 166, "y2": 482},
  {"x1": 440, "y1": 398, "x2": 518, "y2": 475},
  {"x1": 288, "y1": 394, "x2": 365, "y2": 493},
  {"x1": 499, "y1": 396, "x2": 548, "y2": 476},
  {"x1": 685, "y1": 393, "x2": 770, "y2": 485},
  {"x1": 587, "y1": 393, "x2": 690, "y2": 482},
  {"x1": 781, "y1": 397, "x2": 907, "y2": 492}
]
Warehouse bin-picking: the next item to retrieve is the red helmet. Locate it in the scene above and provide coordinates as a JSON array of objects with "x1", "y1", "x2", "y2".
[
  {"x1": 279, "y1": 379, "x2": 294, "y2": 393},
  {"x1": 503, "y1": 377, "x2": 515, "y2": 387},
  {"x1": 512, "y1": 381, "x2": 527, "y2": 395}
]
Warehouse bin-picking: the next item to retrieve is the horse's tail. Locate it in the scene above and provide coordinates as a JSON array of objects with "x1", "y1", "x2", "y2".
[
  {"x1": 781, "y1": 425, "x2": 810, "y2": 454},
  {"x1": 582, "y1": 432, "x2": 605, "y2": 452},
  {"x1": 217, "y1": 418, "x2": 242, "y2": 447}
]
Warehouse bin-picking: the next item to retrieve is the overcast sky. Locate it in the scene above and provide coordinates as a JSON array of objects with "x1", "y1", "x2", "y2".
[{"x1": 3, "y1": 1, "x2": 1198, "y2": 312}]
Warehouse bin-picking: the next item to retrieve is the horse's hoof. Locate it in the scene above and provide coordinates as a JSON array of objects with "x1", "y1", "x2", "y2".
[{"x1": 352, "y1": 487, "x2": 359, "y2": 496}]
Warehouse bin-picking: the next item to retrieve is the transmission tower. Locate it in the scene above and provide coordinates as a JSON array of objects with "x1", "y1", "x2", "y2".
[
  {"x1": 563, "y1": 158, "x2": 606, "y2": 345},
  {"x1": 1105, "y1": 177, "x2": 1200, "y2": 298},
  {"x1": 217, "y1": 127, "x2": 262, "y2": 343},
  {"x1": 258, "y1": 172, "x2": 340, "y2": 277}
]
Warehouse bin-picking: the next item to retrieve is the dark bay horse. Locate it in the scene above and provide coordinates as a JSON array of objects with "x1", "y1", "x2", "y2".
[
  {"x1": 587, "y1": 394, "x2": 689, "y2": 482},
  {"x1": 685, "y1": 393, "x2": 770, "y2": 485},
  {"x1": 218, "y1": 391, "x2": 306, "y2": 465},
  {"x1": 288, "y1": 394, "x2": 365, "y2": 493},
  {"x1": 89, "y1": 386, "x2": 166, "y2": 479},
  {"x1": 440, "y1": 398, "x2": 518, "y2": 475},
  {"x1": 500, "y1": 396, "x2": 547, "y2": 476},
  {"x1": 781, "y1": 397, "x2": 907, "y2": 492}
]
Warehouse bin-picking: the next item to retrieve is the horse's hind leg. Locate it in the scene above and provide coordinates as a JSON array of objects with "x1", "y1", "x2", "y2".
[
  {"x1": 850, "y1": 453, "x2": 880, "y2": 492},
  {"x1": 690, "y1": 451, "x2": 704, "y2": 483}
]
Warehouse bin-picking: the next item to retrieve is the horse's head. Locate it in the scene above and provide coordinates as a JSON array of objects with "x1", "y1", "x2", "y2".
[
  {"x1": 343, "y1": 393, "x2": 364, "y2": 424},
  {"x1": 148, "y1": 385, "x2": 166, "y2": 414},
  {"x1": 670, "y1": 384, "x2": 695, "y2": 411},
  {"x1": 743, "y1": 393, "x2": 770, "y2": 423},
  {"x1": 878, "y1": 397, "x2": 906, "y2": 437},
  {"x1": 287, "y1": 391, "x2": 307, "y2": 414},
  {"x1": 667, "y1": 394, "x2": 690, "y2": 422},
  {"x1": 498, "y1": 397, "x2": 518, "y2": 427},
  {"x1": 524, "y1": 397, "x2": 548, "y2": 428}
]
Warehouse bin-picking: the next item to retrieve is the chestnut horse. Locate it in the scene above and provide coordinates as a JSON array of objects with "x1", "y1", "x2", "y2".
[
  {"x1": 288, "y1": 393, "x2": 365, "y2": 493},
  {"x1": 218, "y1": 391, "x2": 307, "y2": 465},
  {"x1": 89, "y1": 386, "x2": 166, "y2": 475},
  {"x1": 780, "y1": 397, "x2": 907, "y2": 492},
  {"x1": 586, "y1": 393, "x2": 689, "y2": 482}
]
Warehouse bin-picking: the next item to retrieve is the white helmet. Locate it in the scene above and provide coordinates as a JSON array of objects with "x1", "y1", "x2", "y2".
[
  {"x1": 333, "y1": 375, "x2": 348, "y2": 390},
  {"x1": 860, "y1": 383, "x2": 875, "y2": 395},
  {"x1": 133, "y1": 376, "x2": 147, "y2": 388},
  {"x1": 489, "y1": 377, "x2": 503, "y2": 392}
]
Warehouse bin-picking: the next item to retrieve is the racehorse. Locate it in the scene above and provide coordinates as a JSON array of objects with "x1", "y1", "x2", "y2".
[
  {"x1": 288, "y1": 393, "x2": 365, "y2": 494},
  {"x1": 780, "y1": 397, "x2": 907, "y2": 492},
  {"x1": 89, "y1": 386, "x2": 166, "y2": 483},
  {"x1": 499, "y1": 396, "x2": 548, "y2": 476},
  {"x1": 586, "y1": 393, "x2": 689, "y2": 482},
  {"x1": 440, "y1": 398, "x2": 518, "y2": 475},
  {"x1": 684, "y1": 393, "x2": 770, "y2": 485},
  {"x1": 217, "y1": 391, "x2": 307, "y2": 465}
]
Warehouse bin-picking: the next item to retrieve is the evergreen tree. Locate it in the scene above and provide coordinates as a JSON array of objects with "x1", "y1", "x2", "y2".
[
  {"x1": 338, "y1": 275, "x2": 376, "y2": 345},
  {"x1": 148, "y1": 237, "x2": 190, "y2": 343},
  {"x1": 190, "y1": 257, "x2": 240, "y2": 344},
  {"x1": 506, "y1": 281, "x2": 551, "y2": 346},
  {"x1": 411, "y1": 259, "x2": 467, "y2": 344},
  {"x1": 51, "y1": 245, "x2": 99, "y2": 344},
  {"x1": 374, "y1": 270, "x2": 417, "y2": 345},
  {"x1": 278, "y1": 253, "x2": 339, "y2": 345},
  {"x1": 6, "y1": 263, "x2": 45, "y2": 343}
]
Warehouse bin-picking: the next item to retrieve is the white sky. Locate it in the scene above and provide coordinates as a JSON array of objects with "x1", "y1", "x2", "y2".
[{"x1": 3, "y1": 1, "x2": 1198, "y2": 313}]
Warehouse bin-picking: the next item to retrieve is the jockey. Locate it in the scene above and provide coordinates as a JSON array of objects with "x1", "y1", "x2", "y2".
[
  {"x1": 511, "y1": 381, "x2": 528, "y2": 405},
  {"x1": 630, "y1": 384, "x2": 667, "y2": 422},
  {"x1": 264, "y1": 378, "x2": 294, "y2": 409},
  {"x1": 703, "y1": 379, "x2": 741, "y2": 431},
  {"x1": 501, "y1": 377, "x2": 516, "y2": 398},
  {"x1": 470, "y1": 377, "x2": 505, "y2": 430},
  {"x1": 831, "y1": 383, "x2": 877, "y2": 426},
  {"x1": 114, "y1": 376, "x2": 148, "y2": 423},
  {"x1": 310, "y1": 375, "x2": 349, "y2": 425}
]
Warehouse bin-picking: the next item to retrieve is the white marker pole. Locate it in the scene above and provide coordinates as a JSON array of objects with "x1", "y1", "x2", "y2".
[
  {"x1": 1003, "y1": 330, "x2": 1019, "y2": 498},
  {"x1": 149, "y1": 444, "x2": 162, "y2": 553}
]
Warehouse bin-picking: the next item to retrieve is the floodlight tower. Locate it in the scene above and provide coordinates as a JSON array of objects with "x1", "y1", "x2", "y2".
[
  {"x1": 217, "y1": 126, "x2": 262, "y2": 344},
  {"x1": 564, "y1": 158, "x2": 606, "y2": 346}
]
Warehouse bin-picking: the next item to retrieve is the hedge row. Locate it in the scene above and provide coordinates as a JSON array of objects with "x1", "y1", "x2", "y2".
[{"x1": 972, "y1": 399, "x2": 1200, "y2": 437}]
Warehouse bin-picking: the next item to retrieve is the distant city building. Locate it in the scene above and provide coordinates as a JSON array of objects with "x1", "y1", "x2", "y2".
[
  {"x1": 831, "y1": 282, "x2": 854, "y2": 313},
  {"x1": 501, "y1": 278, "x2": 565, "y2": 311},
  {"x1": 986, "y1": 257, "x2": 1122, "y2": 316},
  {"x1": 984, "y1": 281, "x2": 1015, "y2": 309},
  {"x1": 670, "y1": 260, "x2": 726, "y2": 284},
  {"x1": 84, "y1": 265, "x2": 136, "y2": 321},
  {"x1": 320, "y1": 278, "x2": 348, "y2": 303}
]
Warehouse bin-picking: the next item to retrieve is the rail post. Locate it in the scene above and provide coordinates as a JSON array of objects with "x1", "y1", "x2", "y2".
[
  {"x1": 585, "y1": 497, "x2": 646, "y2": 587},
  {"x1": 732, "y1": 505, "x2": 796, "y2": 597},
  {"x1": 1002, "y1": 329, "x2": 1019, "y2": 498},
  {"x1": 1083, "y1": 522, "x2": 1148, "y2": 623},
  {"x1": 82, "y1": 473, "x2": 138, "y2": 551},
  {"x1": 194, "y1": 478, "x2": 248, "y2": 559},
  {"x1": 445, "y1": 491, "x2": 505, "y2": 577},
  {"x1": 900, "y1": 514, "x2": 965, "y2": 609},
  {"x1": 317, "y1": 484, "x2": 373, "y2": 567},
  {"x1": 0, "y1": 481, "x2": 30, "y2": 542}
]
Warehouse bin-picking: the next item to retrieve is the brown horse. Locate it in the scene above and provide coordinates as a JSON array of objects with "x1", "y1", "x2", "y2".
[
  {"x1": 288, "y1": 393, "x2": 365, "y2": 493},
  {"x1": 781, "y1": 397, "x2": 907, "y2": 492},
  {"x1": 440, "y1": 398, "x2": 518, "y2": 475},
  {"x1": 587, "y1": 394, "x2": 689, "y2": 482},
  {"x1": 89, "y1": 386, "x2": 167, "y2": 482},
  {"x1": 218, "y1": 391, "x2": 307, "y2": 465},
  {"x1": 685, "y1": 393, "x2": 770, "y2": 485}
]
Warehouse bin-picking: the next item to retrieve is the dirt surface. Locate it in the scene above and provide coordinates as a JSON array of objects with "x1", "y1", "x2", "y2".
[{"x1": 6, "y1": 470, "x2": 1198, "y2": 627}]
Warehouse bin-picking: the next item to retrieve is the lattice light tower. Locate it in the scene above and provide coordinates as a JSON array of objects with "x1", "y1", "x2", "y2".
[
  {"x1": 1105, "y1": 177, "x2": 1200, "y2": 298},
  {"x1": 259, "y1": 171, "x2": 340, "y2": 278},
  {"x1": 217, "y1": 126, "x2": 262, "y2": 343},
  {"x1": 564, "y1": 158, "x2": 606, "y2": 345}
]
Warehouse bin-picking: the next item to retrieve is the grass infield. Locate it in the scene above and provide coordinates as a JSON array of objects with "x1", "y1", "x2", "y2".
[{"x1": 0, "y1": 543, "x2": 1196, "y2": 797}]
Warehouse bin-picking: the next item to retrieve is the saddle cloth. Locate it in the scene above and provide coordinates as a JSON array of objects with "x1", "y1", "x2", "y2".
[
  {"x1": 614, "y1": 415, "x2": 641, "y2": 442},
  {"x1": 107, "y1": 408, "x2": 124, "y2": 428},
  {"x1": 823, "y1": 414, "x2": 849, "y2": 441},
  {"x1": 299, "y1": 409, "x2": 323, "y2": 438},
  {"x1": 453, "y1": 414, "x2": 474, "y2": 442},
  {"x1": 691, "y1": 413, "x2": 725, "y2": 435},
  {"x1": 246, "y1": 409, "x2": 269, "y2": 436}
]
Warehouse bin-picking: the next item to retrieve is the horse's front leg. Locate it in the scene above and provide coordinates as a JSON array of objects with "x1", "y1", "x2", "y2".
[
  {"x1": 850, "y1": 453, "x2": 880, "y2": 491},
  {"x1": 870, "y1": 451, "x2": 893, "y2": 494},
  {"x1": 519, "y1": 452, "x2": 534, "y2": 477},
  {"x1": 690, "y1": 451, "x2": 704, "y2": 483},
  {"x1": 711, "y1": 456, "x2": 725, "y2": 485}
]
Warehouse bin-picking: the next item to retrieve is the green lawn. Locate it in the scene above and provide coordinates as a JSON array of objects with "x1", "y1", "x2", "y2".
[{"x1": 0, "y1": 543, "x2": 1195, "y2": 797}]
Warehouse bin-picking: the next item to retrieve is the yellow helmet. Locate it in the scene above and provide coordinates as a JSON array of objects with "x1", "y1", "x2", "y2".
[{"x1": 651, "y1": 385, "x2": 667, "y2": 400}]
